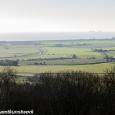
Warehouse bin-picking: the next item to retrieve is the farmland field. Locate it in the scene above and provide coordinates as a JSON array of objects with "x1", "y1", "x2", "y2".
[
  {"x1": 106, "y1": 51, "x2": 115, "y2": 57},
  {"x1": 0, "y1": 63, "x2": 114, "y2": 76},
  {"x1": 96, "y1": 47, "x2": 115, "y2": 50},
  {"x1": 0, "y1": 44, "x2": 105, "y2": 60},
  {"x1": 0, "y1": 46, "x2": 39, "y2": 54},
  {"x1": 0, "y1": 39, "x2": 115, "y2": 76},
  {"x1": 19, "y1": 59, "x2": 106, "y2": 65},
  {"x1": 43, "y1": 47, "x2": 103, "y2": 59},
  {"x1": 43, "y1": 47, "x2": 92, "y2": 55},
  {"x1": 0, "y1": 45, "x2": 40, "y2": 59},
  {"x1": 41, "y1": 40, "x2": 115, "y2": 45}
]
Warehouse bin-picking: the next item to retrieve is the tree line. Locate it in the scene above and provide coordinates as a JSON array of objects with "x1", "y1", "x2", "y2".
[
  {"x1": 0, "y1": 66, "x2": 115, "y2": 114},
  {"x1": 0, "y1": 60, "x2": 18, "y2": 66}
]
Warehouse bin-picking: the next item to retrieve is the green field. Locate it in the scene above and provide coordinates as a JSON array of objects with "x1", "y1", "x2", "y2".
[
  {"x1": 1, "y1": 41, "x2": 115, "y2": 60},
  {"x1": 96, "y1": 47, "x2": 115, "y2": 50},
  {"x1": 106, "y1": 51, "x2": 115, "y2": 57},
  {"x1": 0, "y1": 45, "x2": 105, "y2": 60},
  {"x1": 43, "y1": 47, "x2": 103, "y2": 58},
  {"x1": 0, "y1": 63, "x2": 114, "y2": 76},
  {"x1": 44, "y1": 47, "x2": 92, "y2": 55},
  {"x1": 1, "y1": 40, "x2": 115, "y2": 76},
  {"x1": 19, "y1": 59, "x2": 106, "y2": 65},
  {"x1": 0, "y1": 45, "x2": 40, "y2": 59},
  {"x1": 95, "y1": 47, "x2": 115, "y2": 57},
  {"x1": 43, "y1": 47, "x2": 104, "y2": 59},
  {"x1": 19, "y1": 54, "x2": 69, "y2": 60},
  {"x1": 0, "y1": 46, "x2": 39, "y2": 54},
  {"x1": 42, "y1": 40, "x2": 115, "y2": 45}
]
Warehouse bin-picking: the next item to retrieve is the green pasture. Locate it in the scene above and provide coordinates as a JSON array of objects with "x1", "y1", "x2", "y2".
[
  {"x1": 0, "y1": 53, "x2": 25, "y2": 58},
  {"x1": 43, "y1": 47, "x2": 102, "y2": 58},
  {"x1": 41, "y1": 41, "x2": 86, "y2": 46},
  {"x1": 0, "y1": 45, "x2": 40, "y2": 59},
  {"x1": 19, "y1": 59, "x2": 106, "y2": 66},
  {"x1": 2, "y1": 54, "x2": 70, "y2": 60},
  {"x1": 78, "y1": 55, "x2": 104, "y2": 59},
  {"x1": 106, "y1": 51, "x2": 115, "y2": 57},
  {"x1": 43, "y1": 47, "x2": 98, "y2": 55},
  {"x1": 1, "y1": 46, "x2": 103, "y2": 59},
  {"x1": 0, "y1": 46, "x2": 40, "y2": 54},
  {"x1": 42, "y1": 40, "x2": 115, "y2": 46},
  {"x1": 78, "y1": 40, "x2": 115, "y2": 44},
  {"x1": 95, "y1": 47, "x2": 115, "y2": 57},
  {"x1": 82, "y1": 40, "x2": 115, "y2": 44},
  {"x1": 96, "y1": 47, "x2": 115, "y2": 50},
  {"x1": 1, "y1": 42, "x2": 114, "y2": 60},
  {"x1": 0, "y1": 63, "x2": 114, "y2": 76},
  {"x1": 20, "y1": 54, "x2": 69, "y2": 60},
  {"x1": 41, "y1": 41, "x2": 90, "y2": 46},
  {"x1": 15, "y1": 63, "x2": 115, "y2": 74}
]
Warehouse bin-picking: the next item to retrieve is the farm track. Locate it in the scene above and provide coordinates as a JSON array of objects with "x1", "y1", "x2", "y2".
[
  {"x1": 0, "y1": 49, "x2": 47, "y2": 59},
  {"x1": 100, "y1": 52, "x2": 107, "y2": 56}
]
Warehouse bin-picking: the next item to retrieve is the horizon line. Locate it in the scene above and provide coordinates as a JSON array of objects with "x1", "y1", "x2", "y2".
[{"x1": 1, "y1": 31, "x2": 115, "y2": 34}]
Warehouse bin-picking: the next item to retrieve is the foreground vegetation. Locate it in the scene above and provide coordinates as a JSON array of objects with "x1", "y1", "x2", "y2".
[{"x1": 0, "y1": 66, "x2": 115, "y2": 115}]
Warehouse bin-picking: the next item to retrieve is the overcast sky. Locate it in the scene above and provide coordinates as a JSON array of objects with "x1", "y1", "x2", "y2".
[{"x1": 0, "y1": 0, "x2": 115, "y2": 33}]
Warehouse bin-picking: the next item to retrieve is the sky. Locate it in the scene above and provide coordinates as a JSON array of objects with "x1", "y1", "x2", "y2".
[{"x1": 0, "y1": 0, "x2": 115, "y2": 33}]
